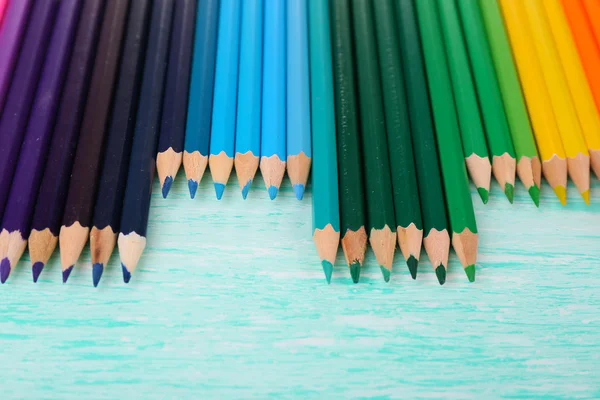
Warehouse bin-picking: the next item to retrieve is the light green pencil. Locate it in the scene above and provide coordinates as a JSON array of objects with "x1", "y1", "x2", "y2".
[{"x1": 309, "y1": 0, "x2": 340, "y2": 283}]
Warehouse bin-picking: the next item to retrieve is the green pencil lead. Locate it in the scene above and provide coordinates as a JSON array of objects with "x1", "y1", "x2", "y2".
[
  {"x1": 464, "y1": 264, "x2": 476, "y2": 282},
  {"x1": 435, "y1": 265, "x2": 446, "y2": 285},
  {"x1": 321, "y1": 261, "x2": 333, "y2": 284},
  {"x1": 504, "y1": 183, "x2": 514, "y2": 204},
  {"x1": 349, "y1": 263, "x2": 361, "y2": 283},
  {"x1": 380, "y1": 266, "x2": 391, "y2": 283},
  {"x1": 477, "y1": 187, "x2": 489, "y2": 204},
  {"x1": 528, "y1": 185, "x2": 540, "y2": 208},
  {"x1": 406, "y1": 255, "x2": 418, "y2": 279}
]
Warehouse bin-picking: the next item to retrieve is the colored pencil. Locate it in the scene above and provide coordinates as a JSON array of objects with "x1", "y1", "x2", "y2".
[
  {"x1": 59, "y1": 0, "x2": 130, "y2": 283},
  {"x1": 90, "y1": 0, "x2": 152, "y2": 287},
  {"x1": 235, "y1": 0, "x2": 263, "y2": 199},
  {"x1": 524, "y1": 0, "x2": 590, "y2": 204},
  {"x1": 28, "y1": 0, "x2": 106, "y2": 279},
  {"x1": 119, "y1": 0, "x2": 174, "y2": 283},
  {"x1": 396, "y1": 0, "x2": 450, "y2": 285},
  {"x1": 545, "y1": 0, "x2": 600, "y2": 181},
  {"x1": 562, "y1": 0, "x2": 600, "y2": 176},
  {"x1": 308, "y1": 0, "x2": 340, "y2": 283},
  {"x1": 416, "y1": 0, "x2": 478, "y2": 282},
  {"x1": 435, "y1": 0, "x2": 491, "y2": 204},
  {"x1": 0, "y1": 0, "x2": 33, "y2": 114},
  {"x1": 458, "y1": 0, "x2": 516, "y2": 203},
  {"x1": 373, "y1": 0, "x2": 423, "y2": 279},
  {"x1": 330, "y1": 0, "x2": 366, "y2": 283},
  {"x1": 351, "y1": 0, "x2": 396, "y2": 282},
  {"x1": 156, "y1": 0, "x2": 196, "y2": 198},
  {"x1": 183, "y1": 0, "x2": 219, "y2": 199},
  {"x1": 479, "y1": 0, "x2": 541, "y2": 206},
  {"x1": 0, "y1": 0, "x2": 58, "y2": 221},
  {"x1": 261, "y1": 0, "x2": 286, "y2": 200},
  {"x1": 0, "y1": 0, "x2": 7, "y2": 27},
  {"x1": 286, "y1": 0, "x2": 312, "y2": 201},
  {"x1": 0, "y1": 0, "x2": 81, "y2": 284},
  {"x1": 500, "y1": 0, "x2": 567, "y2": 205},
  {"x1": 583, "y1": 0, "x2": 600, "y2": 45},
  {"x1": 209, "y1": 0, "x2": 241, "y2": 200}
]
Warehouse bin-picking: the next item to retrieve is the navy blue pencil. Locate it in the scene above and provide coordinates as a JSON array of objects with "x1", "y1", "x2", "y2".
[
  {"x1": 89, "y1": 0, "x2": 152, "y2": 288},
  {"x1": 118, "y1": 0, "x2": 174, "y2": 283},
  {"x1": 156, "y1": 0, "x2": 196, "y2": 198},
  {"x1": 28, "y1": 0, "x2": 106, "y2": 280}
]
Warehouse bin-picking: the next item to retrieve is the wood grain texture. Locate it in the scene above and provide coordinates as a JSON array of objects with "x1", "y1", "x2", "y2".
[{"x1": 0, "y1": 173, "x2": 599, "y2": 398}]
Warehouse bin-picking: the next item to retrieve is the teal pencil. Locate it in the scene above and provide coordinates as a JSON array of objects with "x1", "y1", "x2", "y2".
[{"x1": 309, "y1": 0, "x2": 340, "y2": 283}]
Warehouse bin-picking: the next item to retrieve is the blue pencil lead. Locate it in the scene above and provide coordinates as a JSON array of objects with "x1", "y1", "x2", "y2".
[
  {"x1": 214, "y1": 183, "x2": 225, "y2": 200},
  {"x1": 267, "y1": 185, "x2": 278, "y2": 200},
  {"x1": 321, "y1": 260, "x2": 333, "y2": 284},
  {"x1": 241, "y1": 180, "x2": 252, "y2": 199},
  {"x1": 92, "y1": 263, "x2": 104, "y2": 287},
  {"x1": 32, "y1": 262, "x2": 45, "y2": 283},
  {"x1": 293, "y1": 184, "x2": 305, "y2": 200},
  {"x1": 0, "y1": 258, "x2": 11, "y2": 284},
  {"x1": 161, "y1": 176, "x2": 173, "y2": 198},
  {"x1": 188, "y1": 179, "x2": 198, "y2": 199},
  {"x1": 62, "y1": 266, "x2": 73, "y2": 283},
  {"x1": 122, "y1": 263, "x2": 132, "y2": 283}
]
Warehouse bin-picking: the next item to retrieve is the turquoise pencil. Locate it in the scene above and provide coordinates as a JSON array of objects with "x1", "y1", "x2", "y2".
[
  {"x1": 235, "y1": 0, "x2": 263, "y2": 199},
  {"x1": 309, "y1": 0, "x2": 340, "y2": 283},
  {"x1": 260, "y1": 0, "x2": 286, "y2": 200},
  {"x1": 209, "y1": 0, "x2": 241, "y2": 200},
  {"x1": 183, "y1": 0, "x2": 219, "y2": 198},
  {"x1": 286, "y1": 0, "x2": 311, "y2": 200}
]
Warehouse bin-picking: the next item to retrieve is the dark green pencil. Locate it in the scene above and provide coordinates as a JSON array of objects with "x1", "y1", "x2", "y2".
[
  {"x1": 330, "y1": 0, "x2": 366, "y2": 284},
  {"x1": 395, "y1": 0, "x2": 450, "y2": 284},
  {"x1": 351, "y1": 0, "x2": 396, "y2": 282}
]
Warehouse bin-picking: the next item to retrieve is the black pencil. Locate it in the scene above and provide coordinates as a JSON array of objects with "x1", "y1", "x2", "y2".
[
  {"x1": 59, "y1": 0, "x2": 130, "y2": 283},
  {"x1": 119, "y1": 0, "x2": 174, "y2": 283},
  {"x1": 89, "y1": 0, "x2": 152, "y2": 287}
]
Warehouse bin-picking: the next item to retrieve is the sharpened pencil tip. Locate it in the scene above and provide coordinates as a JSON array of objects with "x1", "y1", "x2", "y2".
[
  {"x1": 161, "y1": 176, "x2": 173, "y2": 198},
  {"x1": 321, "y1": 260, "x2": 333, "y2": 284},
  {"x1": 188, "y1": 180, "x2": 198, "y2": 199},
  {"x1": 464, "y1": 264, "x2": 476, "y2": 282},
  {"x1": 504, "y1": 183, "x2": 514, "y2": 204},
  {"x1": 293, "y1": 184, "x2": 305, "y2": 200},
  {"x1": 0, "y1": 258, "x2": 11, "y2": 283},
  {"x1": 62, "y1": 266, "x2": 73, "y2": 283},
  {"x1": 435, "y1": 265, "x2": 446, "y2": 285},
  {"x1": 32, "y1": 262, "x2": 44, "y2": 283},
  {"x1": 92, "y1": 263, "x2": 104, "y2": 287},
  {"x1": 241, "y1": 180, "x2": 251, "y2": 199},
  {"x1": 267, "y1": 186, "x2": 278, "y2": 200},
  {"x1": 582, "y1": 190, "x2": 590, "y2": 205},
  {"x1": 407, "y1": 256, "x2": 418, "y2": 279},
  {"x1": 528, "y1": 185, "x2": 540, "y2": 208},
  {"x1": 214, "y1": 183, "x2": 225, "y2": 200},
  {"x1": 553, "y1": 186, "x2": 567, "y2": 206},
  {"x1": 477, "y1": 187, "x2": 489, "y2": 204},
  {"x1": 380, "y1": 266, "x2": 391, "y2": 283},
  {"x1": 349, "y1": 262, "x2": 360, "y2": 283},
  {"x1": 122, "y1": 263, "x2": 131, "y2": 283}
]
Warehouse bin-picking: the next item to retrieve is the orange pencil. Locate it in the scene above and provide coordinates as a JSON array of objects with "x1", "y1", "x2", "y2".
[{"x1": 582, "y1": 0, "x2": 600, "y2": 45}]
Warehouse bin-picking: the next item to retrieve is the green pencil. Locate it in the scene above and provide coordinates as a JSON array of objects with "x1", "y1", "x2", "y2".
[
  {"x1": 308, "y1": 0, "x2": 340, "y2": 284},
  {"x1": 479, "y1": 0, "x2": 541, "y2": 206},
  {"x1": 351, "y1": 0, "x2": 396, "y2": 282},
  {"x1": 436, "y1": 0, "x2": 491, "y2": 204},
  {"x1": 395, "y1": 0, "x2": 450, "y2": 285},
  {"x1": 373, "y1": 0, "x2": 423, "y2": 280},
  {"x1": 415, "y1": 0, "x2": 478, "y2": 282},
  {"x1": 457, "y1": 0, "x2": 516, "y2": 203},
  {"x1": 330, "y1": 0, "x2": 366, "y2": 284}
]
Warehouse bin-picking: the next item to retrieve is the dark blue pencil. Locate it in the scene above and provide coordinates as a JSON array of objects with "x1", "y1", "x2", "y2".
[
  {"x1": 89, "y1": 0, "x2": 152, "y2": 287},
  {"x1": 118, "y1": 0, "x2": 174, "y2": 283},
  {"x1": 156, "y1": 0, "x2": 196, "y2": 198},
  {"x1": 0, "y1": 0, "x2": 60, "y2": 222}
]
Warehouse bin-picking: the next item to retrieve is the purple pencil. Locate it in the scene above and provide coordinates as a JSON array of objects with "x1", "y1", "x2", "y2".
[
  {"x1": 0, "y1": 0, "x2": 60, "y2": 222},
  {"x1": 0, "y1": 0, "x2": 82, "y2": 284},
  {"x1": 0, "y1": 0, "x2": 33, "y2": 114}
]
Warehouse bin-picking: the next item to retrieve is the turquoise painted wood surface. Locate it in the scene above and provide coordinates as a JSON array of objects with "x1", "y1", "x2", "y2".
[{"x1": 1, "y1": 173, "x2": 599, "y2": 399}]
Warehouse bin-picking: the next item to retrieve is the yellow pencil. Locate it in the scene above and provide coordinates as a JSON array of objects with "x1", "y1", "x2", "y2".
[
  {"x1": 545, "y1": 0, "x2": 600, "y2": 180},
  {"x1": 523, "y1": 0, "x2": 590, "y2": 204},
  {"x1": 500, "y1": 0, "x2": 567, "y2": 205}
]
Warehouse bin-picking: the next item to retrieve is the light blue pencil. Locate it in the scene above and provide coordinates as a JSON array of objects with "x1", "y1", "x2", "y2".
[
  {"x1": 209, "y1": 0, "x2": 241, "y2": 200},
  {"x1": 235, "y1": 0, "x2": 263, "y2": 200},
  {"x1": 260, "y1": 0, "x2": 286, "y2": 200},
  {"x1": 286, "y1": 0, "x2": 311, "y2": 200}
]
